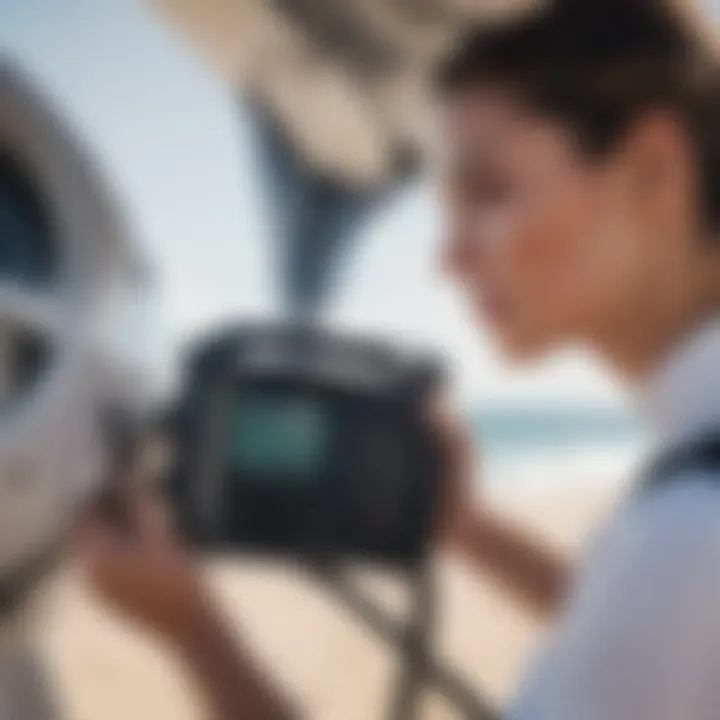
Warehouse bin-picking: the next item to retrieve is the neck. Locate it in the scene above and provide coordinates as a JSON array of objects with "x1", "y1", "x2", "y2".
[
  {"x1": 598, "y1": 306, "x2": 711, "y2": 384},
  {"x1": 591, "y1": 251, "x2": 720, "y2": 384}
]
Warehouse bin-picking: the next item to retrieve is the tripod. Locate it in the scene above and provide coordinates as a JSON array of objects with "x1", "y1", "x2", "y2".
[{"x1": 309, "y1": 559, "x2": 499, "y2": 720}]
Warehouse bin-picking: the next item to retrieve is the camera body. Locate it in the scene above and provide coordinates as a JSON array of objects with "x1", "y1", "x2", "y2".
[{"x1": 168, "y1": 324, "x2": 443, "y2": 567}]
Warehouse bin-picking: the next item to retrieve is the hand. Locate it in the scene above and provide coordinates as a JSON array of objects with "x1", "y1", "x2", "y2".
[
  {"x1": 425, "y1": 394, "x2": 478, "y2": 548},
  {"x1": 74, "y1": 482, "x2": 215, "y2": 648},
  {"x1": 75, "y1": 483, "x2": 299, "y2": 720},
  {"x1": 425, "y1": 396, "x2": 570, "y2": 615}
]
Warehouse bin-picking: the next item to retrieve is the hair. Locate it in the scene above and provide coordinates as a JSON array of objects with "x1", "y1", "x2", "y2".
[{"x1": 436, "y1": 0, "x2": 720, "y2": 234}]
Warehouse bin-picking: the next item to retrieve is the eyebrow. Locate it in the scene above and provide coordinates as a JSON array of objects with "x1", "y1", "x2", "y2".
[{"x1": 445, "y1": 139, "x2": 502, "y2": 178}]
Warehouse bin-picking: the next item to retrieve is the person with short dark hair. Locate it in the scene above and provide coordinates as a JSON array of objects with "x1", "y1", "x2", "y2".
[{"x1": 77, "y1": 1, "x2": 720, "y2": 718}]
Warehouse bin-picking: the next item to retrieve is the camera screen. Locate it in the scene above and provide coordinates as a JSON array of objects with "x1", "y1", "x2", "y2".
[{"x1": 224, "y1": 394, "x2": 329, "y2": 479}]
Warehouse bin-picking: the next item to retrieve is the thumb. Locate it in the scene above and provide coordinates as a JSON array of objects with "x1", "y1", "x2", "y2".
[{"x1": 125, "y1": 484, "x2": 171, "y2": 542}]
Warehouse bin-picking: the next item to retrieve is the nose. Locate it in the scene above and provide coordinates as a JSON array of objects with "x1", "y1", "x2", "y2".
[{"x1": 439, "y1": 224, "x2": 474, "y2": 282}]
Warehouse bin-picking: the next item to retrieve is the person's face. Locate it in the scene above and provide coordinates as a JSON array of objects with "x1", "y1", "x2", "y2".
[{"x1": 438, "y1": 86, "x2": 691, "y2": 361}]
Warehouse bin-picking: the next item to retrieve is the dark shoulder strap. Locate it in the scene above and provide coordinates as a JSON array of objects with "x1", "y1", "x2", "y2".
[{"x1": 642, "y1": 434, "x2": 720, "y2": 495}]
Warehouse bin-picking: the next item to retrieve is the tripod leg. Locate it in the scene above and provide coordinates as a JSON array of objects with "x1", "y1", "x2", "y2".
[
  {"x1": 388, "y1": 564, "x2": 435, "y2": 720},
  {"x1": 308, "y1": 563, "x2": 498, "y2": 719}
]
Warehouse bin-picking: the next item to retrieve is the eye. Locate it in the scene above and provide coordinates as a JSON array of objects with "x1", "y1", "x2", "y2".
[
  {"x1": 451, "y1": 165, "x2": 514, "y2": 209},
  {"x1": 468, "y1": 171, "x2": 514, "y2": 206}
]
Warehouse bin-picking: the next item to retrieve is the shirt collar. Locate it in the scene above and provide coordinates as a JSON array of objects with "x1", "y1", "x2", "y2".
[{"x1": 641, "y1": 317, "x2": 720, "y2": 447}]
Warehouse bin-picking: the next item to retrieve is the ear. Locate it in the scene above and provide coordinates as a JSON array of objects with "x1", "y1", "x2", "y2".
[{"x1": 622, "y1": 110, "x2": 697, "y2": 229}]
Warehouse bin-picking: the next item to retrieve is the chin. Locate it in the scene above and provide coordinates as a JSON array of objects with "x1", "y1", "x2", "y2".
[{"x1": 494, "y1": 329, "x2": 557, "y2": 364}]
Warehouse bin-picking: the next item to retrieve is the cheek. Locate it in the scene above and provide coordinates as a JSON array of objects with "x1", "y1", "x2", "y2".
[
  {"x1": 486, "y1": 168, "x2": 638, "y2": 352},
  {"x1": 508, "y1": 181, "x2": 596, "y2": 314}
]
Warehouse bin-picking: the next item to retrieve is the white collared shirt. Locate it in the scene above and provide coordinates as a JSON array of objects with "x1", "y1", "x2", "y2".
[{"x1": 511, "y1": 318, "x2": 720, "y2": 720}]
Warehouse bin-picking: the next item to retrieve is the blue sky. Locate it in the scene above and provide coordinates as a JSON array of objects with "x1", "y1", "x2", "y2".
[{"x1": 3, "y1": 0, "x2": 716, "y2": 408}]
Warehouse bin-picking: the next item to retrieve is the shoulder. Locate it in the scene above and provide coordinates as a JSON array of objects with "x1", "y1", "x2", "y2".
[
  {"x1": 570, "y1": 471, "x2": 720, "y2": 627},
  {"x1": 620, "y1": 470, "x2": 720, "y2": 557},
  {"x1": 512, "y1": 474, "x2": 720, "y2": 720}
]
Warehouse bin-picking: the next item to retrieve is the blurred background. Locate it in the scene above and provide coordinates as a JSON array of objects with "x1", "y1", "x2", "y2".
[{"x1": 3, "y1": 1, "x2": 713, "y2": 718}]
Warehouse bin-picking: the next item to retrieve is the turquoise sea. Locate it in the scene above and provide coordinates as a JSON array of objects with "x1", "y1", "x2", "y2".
[{"x1": 470, "y1": 407, "x2": 645, "y2": 496}]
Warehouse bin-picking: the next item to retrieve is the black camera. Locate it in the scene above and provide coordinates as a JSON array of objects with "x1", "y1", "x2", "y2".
[{"x1": 167, "y1": 324, "x2": 444, "y2": 567}]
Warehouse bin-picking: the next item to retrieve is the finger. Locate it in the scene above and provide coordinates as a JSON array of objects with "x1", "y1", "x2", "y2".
[
  {"x1": 72, "y1": 503, "x2": 150, "y2": 583},
  {"x1": 425, "y1": 393, "x2": 474, "y2": 460},
  {"x1": 125, "y1": 483, "x2": 172, "y2": 541},
  {"x1": 72, "y1": 511, "x2": 123, "y2": 579},
  {"x1": 73, "y1": 483, "x2": 158, "y2": 553},
  {"x1": 425, "y1": 392, "x2": 458, "y2": 434},
  {"x1": 73, "y1": 500, "x2": 117, "y2": 549}
]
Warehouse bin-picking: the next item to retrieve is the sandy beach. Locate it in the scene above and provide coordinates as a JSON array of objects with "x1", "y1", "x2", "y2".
[{"x1": 36, "y1": 486, "x2": 620, "y2": 720}]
